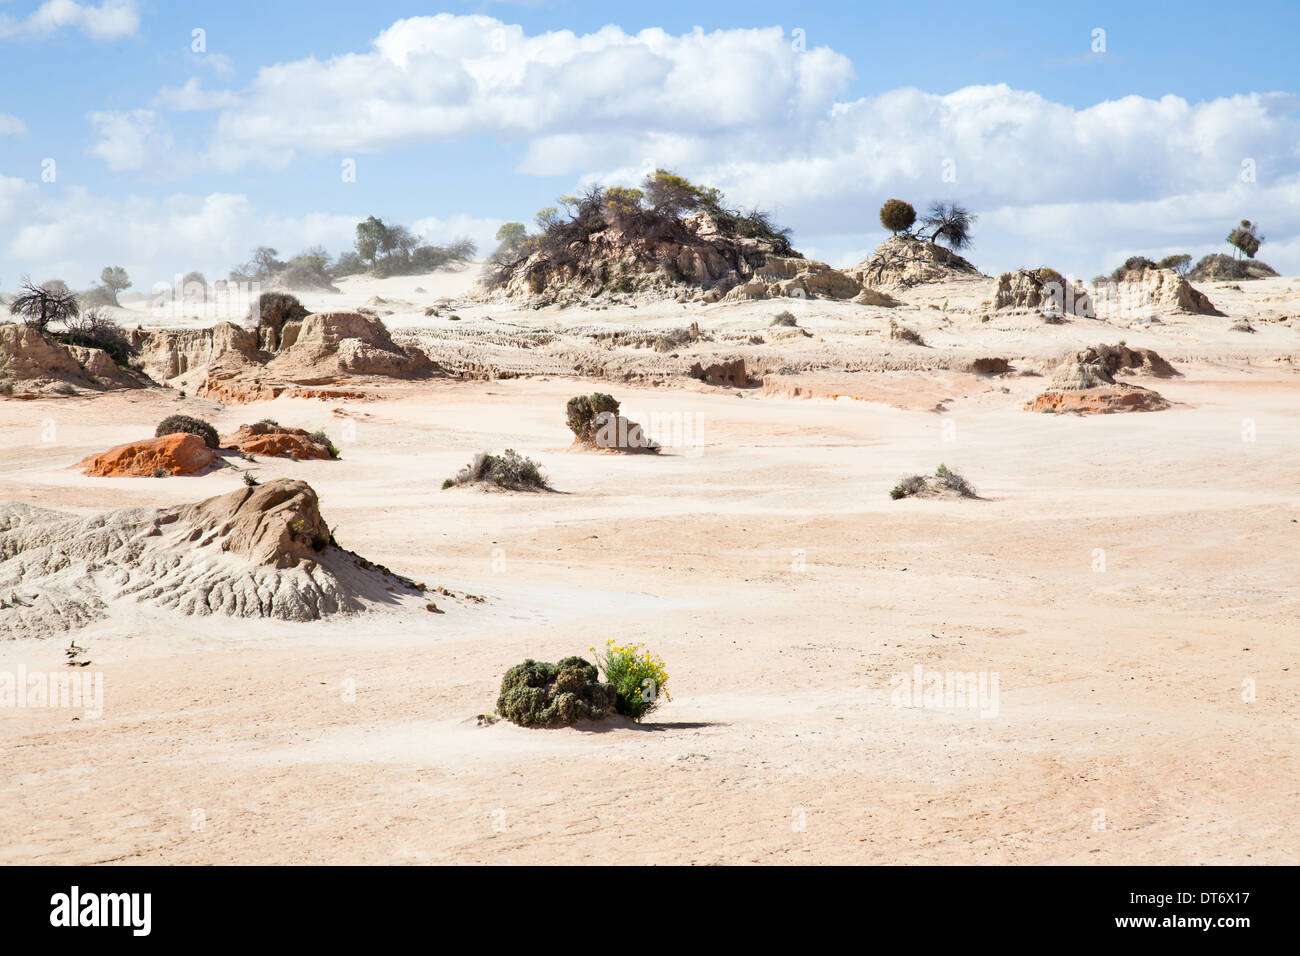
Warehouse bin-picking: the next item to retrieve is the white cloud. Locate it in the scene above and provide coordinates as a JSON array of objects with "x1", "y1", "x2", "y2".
[
  {"x1": 0, "y1": 113, "x2": 25, "y2": 136},
  {"x1": 153, "y1": 79, "x2": 242, "y2": 112},
  {"x1": 196, "y1": 16, "x2": 851, "y2": 166},
  {"x1": 86, "y1": 109, "x2": 174, "y2": 171},
  {"x1": 0, "y1": 0, "x2": 139, "y2": 41}
]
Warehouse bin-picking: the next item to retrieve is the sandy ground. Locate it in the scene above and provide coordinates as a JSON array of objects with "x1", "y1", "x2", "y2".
[{"x1": 3, "y1": 272, "x2": 1299, "y2": 865}]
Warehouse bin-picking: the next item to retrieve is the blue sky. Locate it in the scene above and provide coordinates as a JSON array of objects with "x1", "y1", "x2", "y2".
[{"x1": 1, "y1": 0, "x2": 1297, "y2": 289}]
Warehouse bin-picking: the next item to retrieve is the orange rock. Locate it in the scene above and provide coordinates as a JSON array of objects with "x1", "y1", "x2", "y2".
[
  {"x1": 221, "y1": 423, "x2": 332, "y2": 460},
  {"x1": 1026, "y1": 385, "x2": 1170, "y2": 415},
  {"x1": 80, "y1": 433, "x2": 217, "y2": 477}
]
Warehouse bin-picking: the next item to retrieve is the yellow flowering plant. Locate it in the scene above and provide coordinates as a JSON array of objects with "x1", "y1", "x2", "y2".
[{"x1": 590, "y1": 640, "x2": 671, "y2": 721}]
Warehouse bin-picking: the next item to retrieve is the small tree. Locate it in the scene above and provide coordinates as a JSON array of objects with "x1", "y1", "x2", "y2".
[
  {"x1": 9, "y1": 279, "x2": 80, "y2": 332},
  {"x1": 249, "y1": 247, "x2": 283, "y2": 277},
  {"x1": 879, "y1": 199, "x2": 917, "y2": 235},
  {"x1": 918, "y1": 201, "x2": 976, "y2": 250},
  {"x1": 1227, "y1": 220, "x2": 1263, "y2": 259},
  {"x1": 1157, "y1": 254, "x2": 1192, "y2": 275},
  {"x1": 495, "y1": 222, "x2": 528, "y2": 254},
  {"x1": 355, "y1": 216, "x2": 386, "y2": 269},
  {"x1": 99, "y1": 266, "x2": 131, "y2": 304}
]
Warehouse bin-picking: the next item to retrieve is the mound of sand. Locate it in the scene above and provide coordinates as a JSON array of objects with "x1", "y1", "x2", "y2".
[
  {"x1": 478, "y1": 208, "x2": 863, "y2": 308},
  {"x1": 79, "y1": 433, "x2": 218, "y2": 477},
  {"x1": 1187, "y1": 254, "x2": 1280, "y2": 282},
  {"x1": 221, "y1": 423, "x2": 334, "y2": 460},
  {"x1": 0, "y1": 478, "x2": 421, "y2": 640},
  {"x1": 1027, "y1": 347, "x2": 1172, "y2": 414},
  {"x1": 0, "y1": 323, "x2": 151, "y2": 396},
  {"x1": 846, "y1": 236, "x2": 984, "y2": 290}
]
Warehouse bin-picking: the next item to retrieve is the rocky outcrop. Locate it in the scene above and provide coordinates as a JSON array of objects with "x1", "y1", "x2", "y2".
[
  {"x1": 1093, "y1": 268, "x2": 1223, "y2": 317},
  {"x1": 1069, "y1": 344, "x2": 1179, "y2": 378},
  {"x1": 0, "y1": 324, "x2": 149, "y2": 395},
  {"x1": 1027, "y1": 347, "x2": 1171, "y2": 414},
  {"x1": 130, "y1": 311, "x2": 434, "y2": 403},
  {"x1": 0, "y1": 478, "x2": 423, "y2": 640},
  {"x1": 993, "y1": 269, "x2": 1094, "y2": 318},
  {"x1": 268, "y1": 312, "x2": 432, "y2": 381},
  {"x1": 480, "y1": 209, "x2": 820, "y2": 307},
  {"x1": 1027, "y1": 388, "x2": 1170, "y2": 414},
  {"x1": 79, "y1": 433, "x2": 218, "y2": 477},
  {"x1": 128, "y1": 322, "x2": 258, "y2": 382},
  {"x1": 846, "y1": 236, "x2": 984, "y2": 290},
  {"x1": 718, "y1": 257, "x2": 861, "y2": 303},
  {"x1": 690, "y1": 358, "x2": 749, "y2": 387},
  {"x1": 964, "y1": 357, "x2": 1011, "y2": 375},
  {"x1": 221, "y1": 423, "x2": 334, "y2": 460}
]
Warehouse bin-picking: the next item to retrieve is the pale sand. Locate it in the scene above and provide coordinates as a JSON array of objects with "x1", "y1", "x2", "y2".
[{"x1": 2, "y1": 274, "x2": 1298, "y2": 864}]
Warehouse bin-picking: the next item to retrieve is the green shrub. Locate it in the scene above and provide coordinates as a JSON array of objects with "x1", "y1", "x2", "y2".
[
  {"x1": 309, "y1": 430, "x2": 340, "y2": 459},
  {"x1": 892, "y1": 465, "x2": 976, "y2": 499},
  {"x1": 890, "y1": 475, "x2": 926, "y2": 499},
  {"x1": 879, "y1": 199, "x2": 917, "y2": 235},
  {"x1": 565, "y1": 392, "x2": 620, "y2": 440},
  {"x1": 156, "y1": 414, "x2": 219, "y2": 449},
  {"x1": 445, "y1": 449, "x2": 547, "y2": 490},
  {"x1": 934, "y1": 463, "x2": 975, "y2": 497},
  {"x1": 242, "y1": 472, "x2": 259, "y2": 486},
  {"x1": 496, "y1": 657, "x2": 617, "y2": 728},
  {"x1": 592, "y1": 640, "x2": 672, "y2": 721}
]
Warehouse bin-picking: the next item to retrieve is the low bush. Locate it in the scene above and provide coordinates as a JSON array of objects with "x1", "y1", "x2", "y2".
[
  {"x1": 891, "y1": 464, "x2": 976, "y2": 499},
  {"x1": 771, "y1": 310, "x2": 798, "y2": 327},
  {"x1": 156, "y1": 414, "x2": 219, "y2": 449},
  {"x1": 496, "y1": 657, "x2": 617, "y2": 728},
  {"x1": 309, "y1": 429, "x2": 340, "y2": 458},
  {"x1": 444, "y1": 449, "x2": 547, "y2": 490}
]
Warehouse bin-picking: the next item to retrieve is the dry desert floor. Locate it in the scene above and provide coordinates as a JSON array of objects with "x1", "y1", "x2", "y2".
[{"x1": 2, "y1": 274, "x2": 1298, "y2": 864}]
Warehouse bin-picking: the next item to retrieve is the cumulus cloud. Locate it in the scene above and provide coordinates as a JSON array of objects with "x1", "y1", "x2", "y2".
[
  {"x1": 0, "y1": 113, "x2": 25, "y2": 136},
  {"x1": 197, "y1": 16, "x2": 850, "y2": 166},
  {"x1": 0, "y1": 0, "x2": 139, "y2": 41}
]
